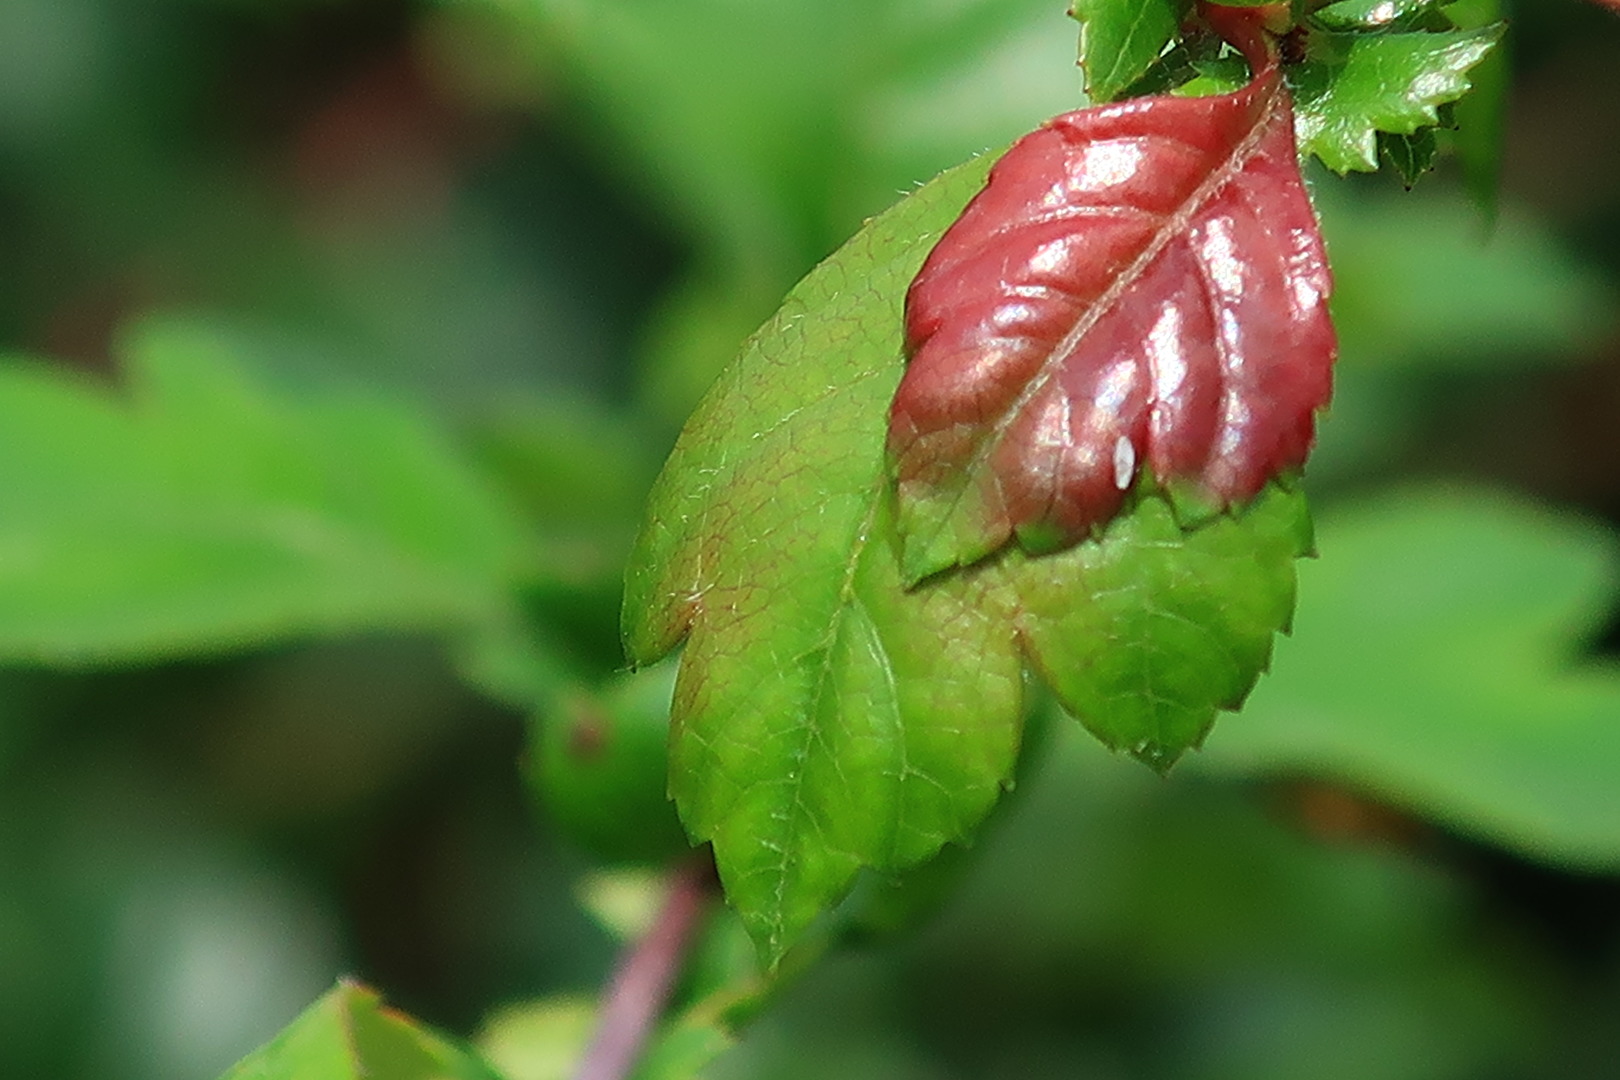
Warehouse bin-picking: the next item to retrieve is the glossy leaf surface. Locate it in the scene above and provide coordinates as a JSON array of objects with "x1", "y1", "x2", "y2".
[
  {"x1": 1157, "y1": 20, "x2": 1504, "y2": 181},
  {"x1": 1072, "y1": 0, "x2": 1188, "y2": 103},
  {"x1": 1292, "y1": 26, "x2": 1504, "y2": 173},
  {"x1": 627, "y1": 156, "x2": 1311, "y2": 964},
  {"x1": 1312, "y1": 0, "x2": 1447, "y2": 31},
  {"x1": 890, "y1": 70, "x2": 1333, "y2": 583},
  {"x1": 220, "y1": 981, "x2": 501, "y2": 1080}
]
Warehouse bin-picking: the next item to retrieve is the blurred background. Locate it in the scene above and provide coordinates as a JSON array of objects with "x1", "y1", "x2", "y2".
[{"x1": 1, "y1": 0, "x2": 1619, "y2": 1077}]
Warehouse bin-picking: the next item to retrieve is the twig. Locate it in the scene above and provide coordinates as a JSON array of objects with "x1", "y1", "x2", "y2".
[{"x1": 571, "y1": 856, "x2": 717, "y2": 1080}]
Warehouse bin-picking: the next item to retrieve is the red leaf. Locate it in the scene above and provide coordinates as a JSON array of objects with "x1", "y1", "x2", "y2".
[{"x1": 888, "y1": 69, "x2": 1335, "y2": 584}]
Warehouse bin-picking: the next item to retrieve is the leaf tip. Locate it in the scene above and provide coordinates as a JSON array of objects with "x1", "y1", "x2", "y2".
[{"x1": 1129, "y1": 739, "x2": 1188, "y2": 775}]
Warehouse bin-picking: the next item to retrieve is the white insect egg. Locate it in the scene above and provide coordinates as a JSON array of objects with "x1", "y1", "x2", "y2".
[{"x1": 1113, "y1": 435, "x2": 1136, "y2": 491}]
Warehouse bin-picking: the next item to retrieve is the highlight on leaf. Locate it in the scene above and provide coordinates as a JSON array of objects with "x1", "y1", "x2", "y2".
[
  {"x1": 887, "y1": 59, "x2": 1335, "y2": 585},
  {"x1": 1290, "y1": 24, "x2": 1505, "y2": 174}
]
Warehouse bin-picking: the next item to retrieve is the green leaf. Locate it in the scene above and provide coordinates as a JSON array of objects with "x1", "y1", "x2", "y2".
[
  {"x1": 0, "y1": 317, "x2": 526, "y2": 665},
  {"x1": 1171, "y1": 54, "x2": 1250, "y2": 98},
  {"x1": 1011, "y1": 484, "x2": 1311, "y2": 771},
  {"x1": 495, "y1": 0, "x2": 1084, "y2": 423},
  {"x1": 477, "y1": 996, "x2": 597, "y2": 1080},
  {"x1": 1377, "y1": 126, "x2": 1439, "y2": 186},
  {"x1": 625, "y1": 156, "x2": 1310, "y2": 963},
  {"x1": 530, "y1": 663, "x2": 692, "y2": 865},
  {"x1": 1313, "y1": 0, "x2": 1448, "y2": 31},
  {"x1": 1442, "y1": 0, "x2": 1510, "y2": 221},
  {"x1": 221, "y1": 981, "x2": 502, "y2": 1080},
  {"x1": 467, "y1": 394, "x2": 657, "y2": 590},
  {"x1": 1071, "y1": 0, "x2": 1188, "y2": 102},
  {"x1": 624, "y1": 159, "x2": 1025, "y2": 963},
  {"x1": 1197, "y1": 488, "x2": 1620, "y2": 869},
  {"x1": 492, "y1": 0, "x2": 1076, "y2": 278},
  {"x1": 1291, "y1": 25, "x2": 1504, "y2": 173},
  {"x1": 478, "y1": 993, "x2": 735, "y2": 1080},
  {"x1": 477, "y1": 901, "x2": 763, "y2": 1080}
]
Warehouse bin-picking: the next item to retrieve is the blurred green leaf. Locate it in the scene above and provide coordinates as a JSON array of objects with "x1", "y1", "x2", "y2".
[
  {"x1": 451, "y1": 616, "x2": 574, "y2": 713},
  {"x1": 1292, "y1": 26, "x2": 1503, "y2": 173},
  {"x1": 1198, "y1": 487, "x2": 1620, "y2": 869},
  {"x1": 478, "y1": 996, "x2": 597, "y2": 1080},
  {"x1": 1071, "y1": 0, "x2": 1186, "y2": 103},
  {"x1": 1442, "y1": 0, "x2": 1509, "y2": 221},
  {"x1": 477, "y1": 991, "x2": 735, "y2": 1080},
  {"x1": 1318, "y1": 186, "x2": 1615, "y2": 370},
  {"x1": 467, "y1": 395, "x2": 657, "y2": 589},
  {"x1": 477, "y1": 893, "x2": 764, "y2": 1080},
  {"x1": 637, "y1": 271, "x2": 782, "y2": 429},
  {"x1": 221, "y1": 980, "x2": 502, "y2": 1080},
  {"x1": 530, "y1": 662, "x2": 691, "y2": 866},
  {"x1": 631, "y1": 1018, "x2": 735, "y2": 1080},
  {"x1": 0, "y1": 317, "x2": 528, "y2": 665},
  {"x1": 899, "y1": 725, "x2": 1545, "y2": 1080},
  {"x1": 477, "y1": 0, "x2": 1079, "y2": 421},
  {"x1": 713, "y1": 718, "x2": 1549, "y2": 1080},
  {"x1": 486, "y1": 0, "x2": 1072, "y2": 259},
  {"x1": 575, "y1": 867, "x2": 667, "y2": 942},
  {"x1": 625, "y1": 150, "x2": 1309, "y2": 963}
]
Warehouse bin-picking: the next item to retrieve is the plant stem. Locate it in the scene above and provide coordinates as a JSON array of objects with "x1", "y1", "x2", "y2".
[
  {"x1": 571, "y1": 856, "x2": 717, "y2": 1080},
  {"x1": 1201, "y1": 2, "x2": 1282, "y2": 73}
]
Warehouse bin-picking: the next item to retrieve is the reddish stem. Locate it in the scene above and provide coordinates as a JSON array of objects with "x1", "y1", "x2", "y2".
[
  {"x1": 1200, "y1": 2, "x2": 1284, "y2": 75},
  {"x1": 571, "y1": 857, "x2": 717, "y2": 1080}
]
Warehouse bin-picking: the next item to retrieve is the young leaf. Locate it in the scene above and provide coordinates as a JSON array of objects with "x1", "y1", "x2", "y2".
[
  {"x1": 220, "y1": 980, "x2": 502, "y2": 1080},
  {"x1": 626, "y1": 155, "x2": 1312, "y2": 964},
  {"x1": 1071, "y1": 0, "x2": 1190, "y2": 103},
  {"x1": 1291, "y1": 25, "x2": 1504, "y2": 173},
  {"x1": 890, "y1": 70, "x2": 1333, "y2": 582},
  {"x1": 0, "y1": 318, "x2": 527, "y2": 665}
]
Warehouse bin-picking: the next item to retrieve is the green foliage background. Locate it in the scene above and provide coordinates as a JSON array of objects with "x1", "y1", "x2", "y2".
[{"x1": 1, "y1": 0, "x2": 1619, "y2": 1077}]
